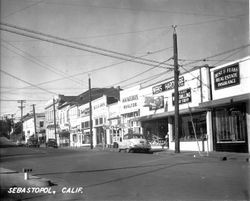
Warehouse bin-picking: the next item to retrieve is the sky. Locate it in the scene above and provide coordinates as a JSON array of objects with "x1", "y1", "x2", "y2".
[{"x1": 0, "y1": 0, "x2": 249, "y2": 119}]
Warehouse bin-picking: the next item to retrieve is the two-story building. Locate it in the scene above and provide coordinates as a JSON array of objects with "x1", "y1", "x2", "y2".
[{"x1": 23, "y1": 112, "x2": 45, "y2": 143}]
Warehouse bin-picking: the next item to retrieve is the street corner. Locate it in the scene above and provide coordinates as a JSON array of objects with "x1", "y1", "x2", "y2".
[{"x1": 0, "y1": 167, "x2": 53, "y2": 190}]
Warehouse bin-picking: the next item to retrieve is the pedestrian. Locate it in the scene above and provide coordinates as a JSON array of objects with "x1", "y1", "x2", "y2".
[{"x1": 165, "y1": 133, "x2": 169, "y2": 148}]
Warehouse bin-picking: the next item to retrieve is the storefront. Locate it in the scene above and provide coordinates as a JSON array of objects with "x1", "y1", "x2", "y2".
[
  {"x1": 139, "y1": 66, "x2": 211, "y2": 151},
  {"x1": 200, "y1": 57, "x2": 250, "y2": 153},
  {"x1": 120, "y1": 85, "x2": 141, "y2": 135}
]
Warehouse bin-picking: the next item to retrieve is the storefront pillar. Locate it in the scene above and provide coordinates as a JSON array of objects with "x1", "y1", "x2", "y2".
[
  {"x1": 206, "y1": 111, "x2": 213, "y2": 152},
  {"x1": 168, "y1": 117, "x2": 174, "y2": 150},
  {"x1": 106, "y1": 129, "x2": 111, "y2": 146},
  {"x1": 246, "y1": 100, "x2": 250, "y2": 153},
  {"x1": 93, "y1": 129, "x2": 97, "y2": 147}
]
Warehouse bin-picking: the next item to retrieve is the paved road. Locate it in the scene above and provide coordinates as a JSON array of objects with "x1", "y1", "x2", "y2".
[{"x1": 0, "y1": 147, "x2": 249, "y2": 201}]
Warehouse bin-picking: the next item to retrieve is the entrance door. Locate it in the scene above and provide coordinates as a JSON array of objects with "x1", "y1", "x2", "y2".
[{"x1": 212, "y1": 103, "x2": 248, "y2": 153}]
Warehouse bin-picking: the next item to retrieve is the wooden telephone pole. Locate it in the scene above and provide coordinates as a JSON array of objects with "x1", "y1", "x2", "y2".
[
  {"x1": 53, "y1": 98, "x2": 58, "y2": 144},
  {"x1": 89, "y1": 76, "x2": 93, "y2": 149},
  {"x1": 173, "y1": 26, "x2": 180, "y2": 153},
  {"x1": 32, "y1": 104, "x2": 37, "y2": 139}
]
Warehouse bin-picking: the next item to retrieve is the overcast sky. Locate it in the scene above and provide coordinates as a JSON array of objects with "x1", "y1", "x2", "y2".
[{"x1": 0, "y1": 0, "x2": 249, "y2": 118}]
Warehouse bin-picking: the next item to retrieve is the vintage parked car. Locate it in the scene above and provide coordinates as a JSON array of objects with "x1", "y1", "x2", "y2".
[
  {"x1": 16, "y1": 140, "x2": 25, "y2": 147},
  {"x1": 118, "y1": 133, "x2": 151, "y2": 153},
  {"x1": 26, "y1": 138, "x2": 40, "y2": 148},
  {"x1": 46, "y1": 139, "x2": 58, "y2": 148}
]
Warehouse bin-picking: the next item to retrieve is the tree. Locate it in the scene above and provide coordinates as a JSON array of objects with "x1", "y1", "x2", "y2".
[{"x1": 0, "y1": 118, "x2": 13, "y2": 139}]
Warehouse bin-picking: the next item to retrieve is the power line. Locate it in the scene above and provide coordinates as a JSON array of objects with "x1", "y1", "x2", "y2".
[
  {"x1": 2, "y1": 0, "x2": 44, "y2": 19},
  {"x1": 45, "y1": 2, "x2": 246, "y2": 18},
  {"x1": 178, "y1": 13, "x2": 246, "y2": 27},
  {"x1": 1, "y1": 41, "x2": 85, "y2": 86},
  {"x1": 0, "y1": 99, "x2": 47, "y2": 102},
  {"x1": 105, "y1": 57, "x2": 173, "y2": 88},
  {"x1": 178, "y1": 45, "x2": 248, "y2": 90},
  {"x1": 0, "y1": 23, "x2": 173, "y2": 68},
  {"x1": 0, "y1": 26, "x2": 173, "y2": 70},
  {"x1": 0, "y1": 68, "x2": 58, "y2": 95},
  {"x1": 2, "y1": 45, "x2": 173, "y2": 94},
  {"x1": 180, "y1": 44, "x2": 249, "y2": 67}
]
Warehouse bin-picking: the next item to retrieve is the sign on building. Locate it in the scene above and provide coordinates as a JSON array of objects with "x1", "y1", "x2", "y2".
[
  {"x1": 214, "y1": 64, "x2": 240, "y2": 90},
  {"x1": 172, "y1": 88, "x2": 192, "y2": 105},
  {"x1": 152, "y1": 76, "x2": 185, "y2": 95},
  {"x1": 143, "y1": 96, "x2": 164, "y2": 110}
]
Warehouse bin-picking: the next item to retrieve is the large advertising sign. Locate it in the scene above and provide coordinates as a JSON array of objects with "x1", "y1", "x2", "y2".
[
  {"x1": 144, "y1": 96, "x2": 164, "y2": 110},
  {"x1": 172, "y1": 88, "x2": 191, "y2": 105},
  {"x1": 214, "y1": 64, "x2": 240, "y2": 90},
  {"x1": 152, "y1": 76, "x2": 185, "y2": 94}
]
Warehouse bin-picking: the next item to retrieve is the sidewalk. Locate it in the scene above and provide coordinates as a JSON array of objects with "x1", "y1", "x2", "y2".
[
  {"x1": 0, "y1": 167, "x2": 52, "y2": 189},
  {"x1": 154, "y1": 149, "x2": 250, "y2": 162},
  {"x1": 60, "y1": 145, "x2": 250, "y2": 162}
]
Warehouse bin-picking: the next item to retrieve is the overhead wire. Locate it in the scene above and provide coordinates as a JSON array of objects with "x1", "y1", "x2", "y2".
[
  {"x1": 0, "y1": 26, "x2": 173, "y2": 70},
  {"x1": 106, "y1": 56, "x2": 174, "y2": 89},
  {"x1": 0, "y1": 68, "x2": 58, "y2": 95},
  {"x1": 45, "y1": 1, "x2": 246, "y2": 18},
  {"x1": 178, "y1": 44, "x2": 249, "y2": 90},
  {"x1": 0, "y1": 23, "x2": 173, "y2": 69},
  {"x1": 2, "y1": 44, "x2": 172, "y2": 95},
  {"x1": 2, "y1": 0, "x2": 44, "y2": 19},
  {"x1": 1, "y1": 41, "x2": 85, "y2": 86},
  {"x1": 180, "y1": 44, "x2": 249, "y2": 67}
]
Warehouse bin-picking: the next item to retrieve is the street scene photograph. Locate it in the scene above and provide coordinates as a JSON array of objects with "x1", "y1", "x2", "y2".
[{"x1": 0, "y1": 0, "x2": 249, "y2": 200}]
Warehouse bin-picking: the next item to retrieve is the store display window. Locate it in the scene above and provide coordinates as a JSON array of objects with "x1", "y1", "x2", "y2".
[
  {"x1": 213, "y1": 104, "x2": 246, "y2": 143},
  {"x1": 173, "y1": 112, "x2": 207, "y2": 141}
]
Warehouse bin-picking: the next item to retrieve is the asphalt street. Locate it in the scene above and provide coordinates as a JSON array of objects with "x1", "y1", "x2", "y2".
[{"x1": 0, "y1": 147, "x2": 249, "y2": 201}]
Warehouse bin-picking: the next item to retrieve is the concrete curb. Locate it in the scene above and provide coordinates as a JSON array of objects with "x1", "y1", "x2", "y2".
[
  {"x1": 0, "y1": 168, "x2": 52, "y2": 189},
  {"x1": 154, "y1": 150, "x2": 250, "y2": 162}
]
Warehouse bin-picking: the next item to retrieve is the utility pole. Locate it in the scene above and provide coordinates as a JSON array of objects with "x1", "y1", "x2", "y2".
[
  {"x1": 89, "y1": 76, "x2": 93, "y2": 149},
  {"x1": 18, "y1": 100, "x2": 26, "y2": 138},
  {"x1": 53, "y1": 98, "x2": 58, "y2": 145},
  {"x1": 18, "y1": 100, "x2": 26, "y2": 122},
  {"x1": 32, "y1": 104, "x2": 37, "y2": 139},
  {"x1": 173, "y1": 26, "x2": 180, "y2": 153}
]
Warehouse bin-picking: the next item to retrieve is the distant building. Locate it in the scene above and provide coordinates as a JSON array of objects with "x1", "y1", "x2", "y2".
[{"x1": 22, "y1": 113, "x2": 45, "y2": 143}]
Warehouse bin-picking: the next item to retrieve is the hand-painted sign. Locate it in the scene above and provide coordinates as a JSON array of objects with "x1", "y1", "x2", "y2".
[
  {"x1": 214, "y1": 64, "x2": 240, "y2": 90},
  {"x1": 152, "y1": 76, "x2": 185, "y2": 94},
  {"x1": 172, "y1": 88, "x2": 191, "y2": 105},
  {"x1": 144, "y1": 96, "x2": 164, "y2": 110}
]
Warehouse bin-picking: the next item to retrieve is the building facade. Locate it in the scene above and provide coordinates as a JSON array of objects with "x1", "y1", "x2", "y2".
[
  {"x1": 200, "y1": 56, "x2": 250, "y2": 153},
  {"x1": 23, "y1": 113, "x2": 45, "y2": 143},
  {"x1": 139, "y1": 66, "x2": 211, "y2": 151}
]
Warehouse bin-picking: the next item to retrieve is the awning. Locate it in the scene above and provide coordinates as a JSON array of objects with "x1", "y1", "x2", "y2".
[
  {"x1": 137, "y1": 107, "x2": 206, "y2": 122},
  {"x1": 199, "y1": 93, "x2": 250, "y2": 109}
]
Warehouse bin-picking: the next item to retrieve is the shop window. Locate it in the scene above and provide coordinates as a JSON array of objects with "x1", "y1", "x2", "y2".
[
  {"x1": 213, "y1": 105, "x2": 246, "y2": 143},
  {"x1": 173, "y1": 112, "x2": 207, "y2": 141},
  {"x1": 99, "y1": 118, "x2": 103, "y2": 125},
  {"x1": 95, "y1": 119, "x2": 99, "y2": 125},
  {"x1": 84, "y1": 121, "x2": 89, "y2": 128},
  {"x1": 39, "y1": 121, "x2": 44, "y2": 128},
  {"x1": 73, "y1": 134, "x2": 77, "y2": 142}
]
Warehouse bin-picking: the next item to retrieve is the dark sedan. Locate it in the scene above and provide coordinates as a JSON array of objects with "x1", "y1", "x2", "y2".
[{"x1": 46, "y1": 139, "x2": 58, "y2": 148}]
